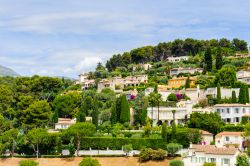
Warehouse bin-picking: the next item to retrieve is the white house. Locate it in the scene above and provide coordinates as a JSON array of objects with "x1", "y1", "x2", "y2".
[
  {"x1": 201, "y1": 130, "x2": 214, "y2": 145},
  {"x1": 215, "y1": 132, "x2": 244, "y2": 150},
  {"x1": 237, "y1": 70, "x2": 250, "y2": 84},
  {"x1": 170, "y1": 67, "x2": 203, "y2": 76},
  {"x1": 183, "y1": 144, "x2": 240, "y2": 166},
  {"x1": 214, "y1": 104, "x2": 250, "y2": 124},
  {"x1": 206, "y1": 87, "x2": 240, "y2": 99},
  {"x1": 55, "y1": 118, "x2": 76, "y2": 130},
  {"x1": 78, "y1": 73, "x2": 95, "y2": 90},
  {"x1": 166, "y1": 56, "x2": 189, "y2": 62}
]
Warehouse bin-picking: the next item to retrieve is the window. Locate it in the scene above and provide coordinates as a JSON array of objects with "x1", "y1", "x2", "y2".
[
  {"x1": 227, "y1": 108, "x2": 230, "y2": 114},
  {"x1": 236, "y1": 117, "x2": 240, "y2": 122},
  {"x1": 225, "y1": 136, "x2": 229, "y2": 141},
  {"x1": 235, "y1": 108, "x2": 239, "y2": 113},
  {"x1": 243, "y1": 108, "x2": 246, "y2": 114},
  {"x1": 217, "y1": 109, "x2": 220, "y2": 113},
  {"x1": 223, "y1": 158, "x2": 230, "y2": 164},
  {"x1": 199, "y1": 157, "x2": 206, "y2": 163},
  {"x1": 191, "y1": 157, "x2": 198, "y2": 163},
  {"x1": 208, "y1": 158, "x2": 216, "y2": 163}
]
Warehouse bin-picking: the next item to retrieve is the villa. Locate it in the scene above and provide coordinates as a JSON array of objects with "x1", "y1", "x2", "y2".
[
  {"x1": 166, "y1": 77, "x2": 197, "y2": 89},
  {"x1": 169, "y1": 67, "x2": 203, "y2": 76},
  {"x1": 215, "y1": 132, "x2": 244, "y2": 150},
  {"x1": 237, "y1": 70, "x2": 250, "y2": 84},
  {"x1": 55, "y1": 118, "x2": 76, "y2": 130},
  {"x1": 166, "y1": 56, "x2": 189, "y2": 62},
  {"x1": 78, "y1": 73, "x2": 95, "y2": 90}
]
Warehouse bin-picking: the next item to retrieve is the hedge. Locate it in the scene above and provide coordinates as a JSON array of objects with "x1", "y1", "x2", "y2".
[{"x1": 80, "y1": 137, "x2": 167, "y2": 150}]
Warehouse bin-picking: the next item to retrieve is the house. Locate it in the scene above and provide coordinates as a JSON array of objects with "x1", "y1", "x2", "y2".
[
  {"x1": 166, "y1": 77, "x2": 197, "y2": 89},
  {"x1": 170, "y1": 67, "x2": 203, "y2": 76},
  {"x1": 78, "y1": 73, "x2": 95, "y2": 90},
  {"x1": 215, "y1": 132, "x2": 244, "y2": 150},
  {"x1": 55, "y1": 118, "x2": 76, "y2": 130},
  {"x1": 166, "y1": 56, "x2": 189, "y2": 62},
  {"x1": 206, "y1": 87, "x2": 240, "y2": 99},
  {"x1": 132, "y1": 63, "x2": 152, "y2": 71},
  {"x1": 97, "y1": 75, "x2": 148, "y2": 92},
  {"x1": 237, "y1": 70, "x2": 250, "y2": 84},
  {"x1": 147, "y1": 101, "x2": 193, "y2": 126},
  {"x1": 201, "y1": 130, "x2": 214, "y2": 145},
  {"x1": 214, "y1": 104, "x2": 250, "y2": 124},
  {"x1": 183, "y1": 144, "x2": 240, "y2": 166}
]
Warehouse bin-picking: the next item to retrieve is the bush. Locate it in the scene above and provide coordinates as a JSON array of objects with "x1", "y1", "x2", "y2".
[
  {"x1": 139, "y1": 148, "x2": 166, "y2": 162},
  {"x1": 79, "y1": 157, "x2": 101, "y2": 166},
  {"x1": 19, "y1": 160, "x2": 38, "y2": 166},
  {"x1": 221, "y1": 124, "x2": 244, "y2": 132},
  {"x1": 167, "y1": 93, "x2": 178, "y2": 102},
  {"x1": 169, "y1": 160, "x2": 184, "y2": 166},
  {"x1": 203, "y1": 162, "x2": 216, "y2": 166},
  {"x1": 236, "y1": 154, "x2": 250, "y2": 166},
  {"x1": 166, "y1": 143, "x2": 182, "y2": 156}
]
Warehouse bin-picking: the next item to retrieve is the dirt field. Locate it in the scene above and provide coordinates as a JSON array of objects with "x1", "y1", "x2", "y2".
[{"x1": 0, "y1": 157, "x2": 173, "y2": 166}]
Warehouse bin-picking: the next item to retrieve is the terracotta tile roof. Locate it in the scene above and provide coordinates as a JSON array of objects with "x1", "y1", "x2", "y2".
[
  {"x1": 214, "y1": 104, "x2": 250, "y2": 107},
  {"x1": 215, "y1": 132, "x2": 243, "y2": 138},
  {"x1": 57, "y1": 118, "x2": 75, "y2": 124},
  {"x1": 242, "y1": 114, "x2": 250, "y2": 117},
  {"x1": 191, "y1": 144, "x2": 239, "y2": 155},
  {"x1": 200, "y1": 130, "x2": 213, "y2": 135}
]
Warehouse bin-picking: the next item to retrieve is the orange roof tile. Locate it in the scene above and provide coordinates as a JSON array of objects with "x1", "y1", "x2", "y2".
[
  {"x1": 215, "y1": 132, "x2": 243, "y2": 138},
  {"x1": 191, "y1": 144, "x2": 239, "y2": 155}
]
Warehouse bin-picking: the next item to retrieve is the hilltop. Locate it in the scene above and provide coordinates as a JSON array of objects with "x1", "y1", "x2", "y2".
[{"x1": 0, "y1": 65, "x2": 19, "y2": 77}]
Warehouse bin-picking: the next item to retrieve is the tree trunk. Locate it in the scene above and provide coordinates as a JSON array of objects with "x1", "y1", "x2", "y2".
[
  {"x1": 157, "y1": 102, "x2": 160, "y2": 122},
  {"x1": 11, "y1": 140, "x2": 15, "y2": 157},
  {"x1": 36, "y1": 144, "x2": 39, "y2": 160}
]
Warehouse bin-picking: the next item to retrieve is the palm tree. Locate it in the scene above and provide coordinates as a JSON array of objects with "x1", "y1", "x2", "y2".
[{"x1": 148, "y1": 92, "x2": 162, "y2": 124}]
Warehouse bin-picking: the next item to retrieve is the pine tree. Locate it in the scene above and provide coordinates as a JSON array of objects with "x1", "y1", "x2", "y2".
[
  {"x1": 185, "y1": 76, "x2": 191, "y2": 89},
  {"x1": 204, "y1": 48, "x2": 213, "y2": 72},
  {"x1": 161, "y1": 122, "x2": 167, "y2": 141},
  {"x1": 216, "y1": 47, "x2": 223, "y2": 70},
  {"x1": 110, "y1": 104, "x2": 117, "y2": 125},
  {"x1": 217, "y1": 83, "x2": 221, "y2": 104},
  {"x1": 232, "y1": 90, "x2": 237, "y2": 103},
  {"x1": 239, "y1": 84, "x2": 247, "y2": 104},
  {"x1": 120, "y1": 95, "x2": 130, "y2": 123}
]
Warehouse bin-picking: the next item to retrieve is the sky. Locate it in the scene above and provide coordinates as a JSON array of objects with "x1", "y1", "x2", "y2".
[{"x1": 0, "y1": 0, "x2": 250, "y2": 78}]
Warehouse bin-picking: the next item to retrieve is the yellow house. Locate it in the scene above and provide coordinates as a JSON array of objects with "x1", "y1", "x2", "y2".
[{"x1": 167, "y1": 77, "x2": 196, "y2": 89}]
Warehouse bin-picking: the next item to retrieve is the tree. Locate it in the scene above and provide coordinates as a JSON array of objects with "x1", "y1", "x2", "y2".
[
  {"x1": 27, "y1": 128, "x2": 48, "y2": 159},
  {"x1": 217, "y1": 83, "x2": 221, "y2": 104},
  {"x1": 203, "y1": 163, "x2": 216, "y2": 166},
  {"x1": 215, "y1": 66, "x2": 236, "y2": 87},
  {"x1": 171, "y1": 120, "x2": 177, "y2": 142},
  {"x1": 123, "y1": 144, "x2": 133, "y2": 156},
  {"x1": 120, "y1": 95, "x2": 130, "y2": 123},
  {"x1": 167, "y1": 143, "x2": 182, "y2": 156},
  {"x1": 0, "y1": 84, "x2": 13, "y2": 115},
  {"x1": 170, "y1": 160, "x2": 184, "y2": 166},
  {"x1": 232, "y1": 90, "x2": 237, "y2": 103},
  {"x1": 188, "y1": 112, "x2": 224, "y2": 135},
  {"x1": 21, "y1": 100, "x2": 52, "y2": 129},
  {"x1": 216, "y1": 47, "x2": 223, "y2": 70},
  {"x1": 185, "y1": 76, "x2": 191, "y2": 89},
  {"x1": 1, "y1": 128, "x2": 18, "y2": 157},
  {"x1": 92, "y1": 100, "x2": 99, "y2": 127},
  {"x1": 19, "y1": 160, "x2": 38, "y2": 166},
  {"x1": 236, "y1": 154, "x2": 250, "y2": 166},
  {"x1": 245, "y1": 86, "x2": 249, "y2": 103},
  {"x1": 204, "y1": 48, "x2": 212, "y2": 72},
  {"x1": 65, "y1": 122, "x2": 95, "y2": 156},
  {"x1": 79, "y1": 157, "x2": 101, "y2": 166},
  {"x1": 144, "y1": 120, "x2": 152, "y2": 137},
  {"x1": 161, "y1": 122, "x2": 167, "y2": 141},
  {"x1": 133, "y1": 91, "x2": 148, "y2": 125},
  {"x1": 243, "y1": 122, "x2": 250, "y2": 137},
  {"x1": 110, "y1": 104, "x2": 117, "y2": 125},
  {"x1": 239, "y1": 84, "x2": 247, "y2": 104}
]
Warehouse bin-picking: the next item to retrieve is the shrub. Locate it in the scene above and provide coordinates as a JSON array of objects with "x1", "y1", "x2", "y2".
[
  {"x1": 167, "y1": 93, "x2": 178, "y2": 102},
  {"x1": 139, "y1": 148, "x2": 166, "y2": 162},
  {"x1": 79, "y1": 157, "x2": 101, "y2": 166},
  {"x1": 123, "y1": 144, "x2": 133, "y2": 155},
  {"x1": 236, "y1": 154, "x2": 250, "y2": 166},
  {"x1": 169, "y1": 160, "x2": 184, "y2": 166},
  {"x1": 203, "y1": 162, "x2": 216, "y2": 166},
  {"x1": 166, "y1": 143, "x2": 182, "y2": 156},
  {"x1": 19, "y1": 160, "x2": 38, "y2": 166}
]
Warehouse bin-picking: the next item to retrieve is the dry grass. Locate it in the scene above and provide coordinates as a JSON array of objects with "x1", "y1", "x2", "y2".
[{"x1": 0, "y1": 157, "x2": 174, "y2": 166}]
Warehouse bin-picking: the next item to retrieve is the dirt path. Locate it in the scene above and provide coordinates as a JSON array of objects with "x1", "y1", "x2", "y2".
[{"x1": 0, "y1": 157, "x2": 171, "y2": 166}]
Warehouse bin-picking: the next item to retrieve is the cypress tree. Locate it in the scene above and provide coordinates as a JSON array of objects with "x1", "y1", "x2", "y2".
[
  {"x1": 161, "y1": 122, "x2": 167, "y2": 141},
  {"x1": 53, "y1": 109, "x2": 59, "y2": 123},
  {"x1": 204, "y1": 48, "x2": 213, "y2": 72},
  {"x1": 232, "y1": 90, "x2": 237, "y2": 103},
  {"x1": 92, "y1": 108, "x2": 99, "y2": 127},
  {"x1": 216, "y1": 47, "x2": 223, "y2": 70},
  {"x1": 217, "y1": 83, "x2": 221, "y2": 104},
  {"x1": 238, "y1": 85, "x2": 247, "y2": 104},
  {"x1": 110, "y1": 104, "x2": 117, "y2": 125},
  {"x1": 185, "y1": 76, "x2": 191, "y2": 89},
  {"x1": 246, "y1": 86, "x2": 249, "y2": 103},
  {"x1": 171, "y1": 121, "x2": 176, "y2": 142},
  {"x1": 120, "y1": 95, "x2": 130, "y2": 123},
  {"x1": 116, "y1": 96, "x2": 122, "y2": 122}
]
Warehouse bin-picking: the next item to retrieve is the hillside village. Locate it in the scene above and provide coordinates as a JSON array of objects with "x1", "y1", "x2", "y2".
[{"x1": 1, "y1": 38, "x2": 250, "y2": 166}]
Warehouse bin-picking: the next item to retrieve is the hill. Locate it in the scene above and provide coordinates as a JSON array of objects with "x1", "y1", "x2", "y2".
[{"x1": 0, "y1": 65, "x2": 19, "y2": 77}]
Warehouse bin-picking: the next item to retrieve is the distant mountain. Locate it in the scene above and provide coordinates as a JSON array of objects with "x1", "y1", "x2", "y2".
[
  {"x1": 55, "y1": 76, "x2": 76, "y2": 81},
  {"x1": 0, "y1": 65, "x2": 19, "y2": 77}
]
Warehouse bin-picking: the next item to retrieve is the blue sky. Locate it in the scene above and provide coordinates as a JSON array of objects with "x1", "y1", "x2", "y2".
[{"x1": 0, "y1": 0, "x2": 250, "y2": 78}]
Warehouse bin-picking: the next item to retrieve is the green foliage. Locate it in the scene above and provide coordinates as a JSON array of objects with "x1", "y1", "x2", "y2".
[
  {"x1": 110, "y1": 104, "x2": 117, "y2": 125},
  {"x1": 217, "y1": 83, "x2": 221, "y2": 104},
  {"x1": 123, "y1": 144, "x2": 133, "y2": 154},
  {"x1": 216, "y1": 47, "x2": 223, "y2": 70},
  {"x1": 185, "y1": 76, "x2": 191, "y2": 89},
  {"x1": 133, "y1": 91, "x2": 148, "y2": 125},
  {"x1": 166, "y1": 143, "x2": 182, "y2": 156},
  {"x1": 80, "y1": 138, "x2": 167, "y2": 150},
  {"x1": 221, "y1": 124, "x2": 244, "y2": 132},
  {"x1": 204, "y1": 48, "x2": 212, "y2": 72},
  {"x1": 232, "y1": 90, "x2": 237, "y2": 103},
  {"x1": 215, "y1": 66, "x2": 236, "y2": 87},
  {"x1": 79, "y1": 157, "x2": 101, "y2": 166},
  {"x1": 19, "y1": 160, "x2": 38, "y2": 166},
  {"x1": 236, "y1": 154, "x2": 250, "y2": 166},
  {"x1": 139, "y1": 148, "x2": 166, "y2": 162},
  {"x1": 161, "y1": 122, "x2": 167, "y2": 141},
  {"x1": 188, "y1": 112, "x2": 224, "y2": 134},
  {"x1": 143, "y1": 121, "x2": 152, "y2": 137},
  {"x1": 120, "y1": 95, "x2": 130, "y2": 123},
  {"x1": 21, "y1": 100, "x2": 52, "y2": 129},
  {"x1": 169, "y1": 160, "x2": 184, "y2": 166},
  {"x1": 167, "y1": 93, "x2": 178, "y2": 102},
  {"x1": 203, "y1": 162, "x2": 216, "y2": 166},
  {"x1": 239, "y1": 84, "x2": 247, "y2": 104}
]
